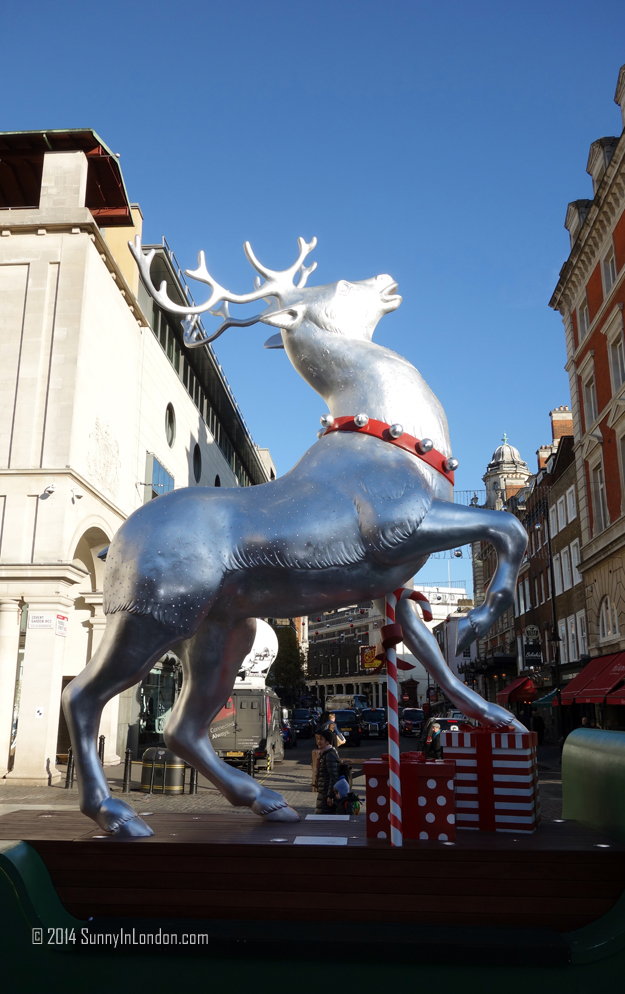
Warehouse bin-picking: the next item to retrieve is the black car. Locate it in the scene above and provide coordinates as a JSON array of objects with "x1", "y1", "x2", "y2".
[
  {"x1": 400, "y1": 708, "x2": 425, "y2": 736},
  {"x1": 361, "y1": 708, "x2": 388, "y2": 739},
  {"x1": 333, "y1": 709, "x2": 362, "y2": 746},
  {"x1": 291, "y1": 708, "x2": 315, "y2": 738}
]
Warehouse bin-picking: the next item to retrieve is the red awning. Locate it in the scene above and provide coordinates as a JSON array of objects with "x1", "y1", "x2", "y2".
[
  {"x1": 575, "y1": 652, "x2": 625, "y2": 703},
  {"x1": 559, "y1": 654, "x2": 619, "y2": 705},
  {"x1": 497, "y1": 676, "x2": 536, "y2": 704}
]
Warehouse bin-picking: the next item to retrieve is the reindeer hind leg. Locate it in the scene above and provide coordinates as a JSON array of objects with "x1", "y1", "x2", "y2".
[
  {"x1": 62, "y1": 611, "x2": 177, "y2": 837},
  {"x1": 164, "y1": 617, "x2": 299, "y2": 822}
]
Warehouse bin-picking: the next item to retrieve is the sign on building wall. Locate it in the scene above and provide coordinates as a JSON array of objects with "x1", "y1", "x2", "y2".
[
  {"x1": 28, "y1": 614, "x2": 54, "y2": 630},
  {"x1": 27, "y1": 613, "x2": 68, "y2": 636},
  {"x1": 361, "y1": 645, "x2": 378, "y2": 669},
  {"x1": 524, "y1": 642, "x2": 542, "y2": 665}
]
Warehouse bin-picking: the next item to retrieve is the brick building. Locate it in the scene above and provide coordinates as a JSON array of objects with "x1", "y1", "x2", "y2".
[{"x1": 548, "y1": 63, "x2": 625, "y2": 729}]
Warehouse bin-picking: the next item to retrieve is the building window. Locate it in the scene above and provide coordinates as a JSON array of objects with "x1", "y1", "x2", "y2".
[
  {"x1": 610, "y1": 333, "x2": 625, "y2": 393},
  {"x1": 561, "y1": 547, "x2": 572, "y2": 591},
  {"x1": 549, "y1": 505, "x2": 558, "y2": 537},
  {"x1": 193, "y1": 443, "x2": 202, "y2": 483},
  {"x1": 583, "y1": 372, "x2": 598, "y2": 427},
  {"x1": 591, "y1": 461, "x2": 609, "y2": 534},
  {"x1": 570, "y1": 539, "x2": 581, "y2": 584},
  {"x1": 576, "y1": 610, "x2": 587, "y2": 656},
  {"x1": 567, "y1": 615, "x2": 578, "y2": 661},
  {"x1": 566, "y1": 486, "x2": 577, "y2": 522},
  {"x1": 578, "y1": 298, "x2": 590, "y2": 339},
  {"x1": 557, "y1": 496, "x2": 567, "y2": 532},
  {"x1": 165, "y1": 403, "x2": 176, "y2": 447},
  {"x1": 604, "y1": 247, "x2": 617, "y2": 294},
  {"x1": 553, "y1": 554, "x2": 563, "y2": 596},
  {"x1": 145, "y1": 453, "x2": 174, "y2": 502},
  {"x1": 524, "y1": 577, "x2": 531, "y2": 610},
  {"x1": 534, "y1": 578, "x2": 540, "y2": 608},
  {"x1": 540, "y1": 572, "x2": 545, "y2": 604},
  {"x1": 558, "y1": 620, "x2": 568, "y2": 664},
  {"x1": 599, "y1": 596, "x2": 620, "y2": 642},
  {"x1": 214, "y1": 475, "x2": 221, "y2": 487}
]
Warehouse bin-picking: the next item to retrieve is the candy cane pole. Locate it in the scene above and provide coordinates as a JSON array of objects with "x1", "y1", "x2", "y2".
[{"x1": 382, "y1": 587, "x2": 434, "y2": 848}]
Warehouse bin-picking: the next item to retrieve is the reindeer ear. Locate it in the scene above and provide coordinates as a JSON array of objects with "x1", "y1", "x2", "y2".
[{"x1": 260, "y1": 304, "x2": 305, "y2": 331}]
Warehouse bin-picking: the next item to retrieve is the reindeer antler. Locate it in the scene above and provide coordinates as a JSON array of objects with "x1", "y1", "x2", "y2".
[{"x1": 129, "y1": 235, "x2": 317, "y2": 348}]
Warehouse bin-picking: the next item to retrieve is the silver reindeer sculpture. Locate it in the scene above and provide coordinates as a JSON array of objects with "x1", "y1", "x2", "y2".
[{"x1": 63, "y1": 236, "x2": 527, "y2": 837}]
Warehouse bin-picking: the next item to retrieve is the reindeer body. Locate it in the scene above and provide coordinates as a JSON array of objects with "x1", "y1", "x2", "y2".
[{"x1": 62, "y1": 239, "x2": 527, "y2": 838}]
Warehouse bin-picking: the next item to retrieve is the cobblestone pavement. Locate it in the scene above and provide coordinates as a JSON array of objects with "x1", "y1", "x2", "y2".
[{"x1": 0, "y1": 739, "x2": 562, "y2": 821}]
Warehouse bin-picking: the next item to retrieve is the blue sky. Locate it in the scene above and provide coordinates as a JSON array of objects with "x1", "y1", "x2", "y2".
[{"x1": 3, "y1": 0, "x2": 625, "y2": 590}]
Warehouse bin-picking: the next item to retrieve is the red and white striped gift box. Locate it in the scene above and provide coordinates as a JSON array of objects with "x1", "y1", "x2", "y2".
[{"x1": 439, "y1": 728, "x2": 540, "y2": 834}]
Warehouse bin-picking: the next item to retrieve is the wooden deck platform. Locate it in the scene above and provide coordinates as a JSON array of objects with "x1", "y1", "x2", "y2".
[{"x1": 1, "y1": 808, "x2": 623, "y2": 932}]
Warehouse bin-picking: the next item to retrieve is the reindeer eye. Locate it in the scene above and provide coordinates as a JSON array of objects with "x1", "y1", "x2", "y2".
[{"x1": 337, "y1": 281, "x2": 352, "y2": 295}]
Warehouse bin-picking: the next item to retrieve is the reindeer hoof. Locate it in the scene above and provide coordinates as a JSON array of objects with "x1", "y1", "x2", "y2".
[
  {"x1": 94, "y1": 798, "x2": 154, "y2": 838},
  {"x1": 251, "y1": 788, "x2": 300, "y2": 822}
]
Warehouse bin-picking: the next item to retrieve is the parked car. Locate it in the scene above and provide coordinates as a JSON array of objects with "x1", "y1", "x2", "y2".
[
  {"x1": 282, "y1": 719, "x2": 298, "y2": 749},
  {"x1": 332, "y1": 709, "x2": 362, "y2": 746},
  {"x1": 361, "y1": 708, "x2": 388, "y2": 738},
  {"x1": 400, "y1": 708, "x2": 425, "y2": 736},
  {"x1": 291, "y1": 708, "x2": 316, "y2": 739}
]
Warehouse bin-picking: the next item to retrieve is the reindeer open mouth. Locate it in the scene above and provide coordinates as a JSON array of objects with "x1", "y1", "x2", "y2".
[{"x1": 381, "y1": 280, "x2": 401, "y2": 305}]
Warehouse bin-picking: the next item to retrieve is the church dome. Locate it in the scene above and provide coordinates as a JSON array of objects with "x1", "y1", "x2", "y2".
[{"x1": 486, "y1": 433, "x2": 529, "y2": 473}]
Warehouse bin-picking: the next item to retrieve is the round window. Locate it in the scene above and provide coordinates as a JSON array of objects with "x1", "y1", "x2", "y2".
[
  {"x1": 165, "y1": 403, "x2": 176, "y2": 447},
  {"x1": 193, "y1": 443, "x2": 202, "y2": 483}
]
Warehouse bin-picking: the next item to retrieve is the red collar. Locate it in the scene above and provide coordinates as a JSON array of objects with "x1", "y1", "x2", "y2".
[{"x1": 321, "y1": 416, "x2": 455, "y2": 484}]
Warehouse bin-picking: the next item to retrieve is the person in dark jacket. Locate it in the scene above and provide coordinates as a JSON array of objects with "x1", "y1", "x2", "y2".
[
  {"x1": 314, "y1": 728, "x2": 341, "y2": 813},
  {"x1": 424, "y1": 721, "x2": 443, "y2": 760},
  {"x1": 531, "y1": 710, "x2": 545, "y2": 745}
]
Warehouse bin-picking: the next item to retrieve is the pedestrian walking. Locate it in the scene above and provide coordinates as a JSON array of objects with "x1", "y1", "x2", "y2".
[
  {"x1": 319, "y1": 711, "x2": 346, "y2": 748},
  {"x1": 531, "y1": 710, "x2": 545, "y2": 746},
  {"x1": 314, "y1": 728, "x2": 341, "y2": 814},
  {"x1": 425, "y1": 721, "x2": 443, "y2": 759}
]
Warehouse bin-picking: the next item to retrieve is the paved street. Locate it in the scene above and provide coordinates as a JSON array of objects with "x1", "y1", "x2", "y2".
[{"x1": 0, "y1": 736, "x2": 563, "y2": 823}]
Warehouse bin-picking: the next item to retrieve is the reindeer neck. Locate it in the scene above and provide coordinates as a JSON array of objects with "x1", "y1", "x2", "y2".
[{"x1": 287, "y1": 328, "x2": 451, "y2": 456}]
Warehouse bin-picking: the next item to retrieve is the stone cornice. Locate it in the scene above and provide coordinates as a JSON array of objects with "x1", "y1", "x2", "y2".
[
  {"x1": 0, "y1": 563, "x2": 89, "y2": 585},
  {"x1": 550, "y1": 129, "x2": 625, "y2": 314},
  {"x1": 0, "y1": 467, "x2": 129, "y2": 521},
  {"x1": 0, "y1": 208, "x2": 150, "y2": 330}
]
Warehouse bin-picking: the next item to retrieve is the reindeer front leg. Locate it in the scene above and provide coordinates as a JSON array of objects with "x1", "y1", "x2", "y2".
[
  {"x1": 411, "y1": 499, "x2": 527, "y2": 653},
  {"x1": 396, "y1": 599, "x2": 525, "y2": 731}
]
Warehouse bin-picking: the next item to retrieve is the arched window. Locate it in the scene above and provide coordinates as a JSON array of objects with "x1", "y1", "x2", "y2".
[
  {"x1": 193, "y1": 444, "x2": 202, "y2": 483},
  {"x1": 214, "y1": 475, "x2": 221, "y2": 487},
  {"x1": 599, "y1": 597, "x2": 620, "y2": 641},
  {"x1": 165, "y1": 403, "x2": 176, "y2": 447}
]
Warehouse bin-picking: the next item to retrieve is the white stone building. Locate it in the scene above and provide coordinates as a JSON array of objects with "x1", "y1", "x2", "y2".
[{"x1": 0, "y1": 129, "x2": 274, "y2": 785}]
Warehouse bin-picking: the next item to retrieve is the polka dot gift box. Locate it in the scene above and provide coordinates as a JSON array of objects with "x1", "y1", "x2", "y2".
[
  {"x1": 439, "y1": 727, "x2": 540, "y2": 834},
  {"x1": 363, "y1": 754, "x2": 456, "y2": 842}
]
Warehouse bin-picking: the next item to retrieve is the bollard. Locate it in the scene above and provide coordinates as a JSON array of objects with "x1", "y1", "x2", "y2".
[
  {"x1": 122, "y1": 748, "x2": 133, "y2": 794},
  {"x1": 64, "y1": 748, "x2": 74, "y2": 789},
  {"x1": 98, "y1": 735, "x2": 105, "y2": 766},
  {"x1": 189, "y1": 767, "x2": 198, "y2": 794}
]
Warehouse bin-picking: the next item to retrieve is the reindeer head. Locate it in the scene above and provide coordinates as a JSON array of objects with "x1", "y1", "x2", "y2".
[{"x1": 129, "y1": 236, "x2": 402, "y2": 351}]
